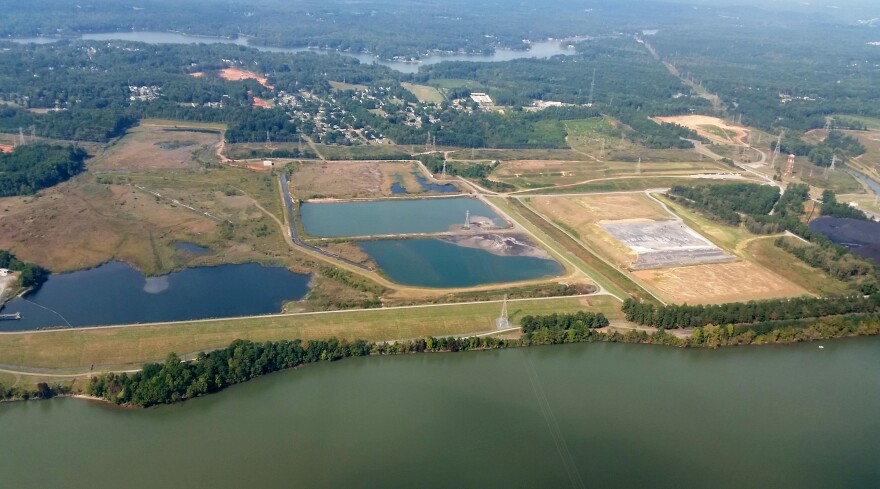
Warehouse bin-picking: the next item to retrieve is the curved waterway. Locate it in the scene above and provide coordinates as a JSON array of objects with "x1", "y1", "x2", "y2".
[
  {"x1": 10, "y1": 32, "x2": 579, "y2": 74},
  {"x1": 0, "y1": 261, "x2": 310, "y2": 331},
  {"x1": 1, "y1": 339, "x2": 877, "y2": 488}
]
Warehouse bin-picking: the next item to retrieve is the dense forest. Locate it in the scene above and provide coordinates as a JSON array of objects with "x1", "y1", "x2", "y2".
[
  {"x1": 0, "y1": 143, "x2": 88, "y2": 196},
  {"x1": 649, "y1": 15, "x2": 880, "y2": 132},
  {"x1": 0, "y1": 0, "x2": 699, "y2": 59},
  {"x1": 667, "y1": 183, "x2": 780, "y2": 225}
]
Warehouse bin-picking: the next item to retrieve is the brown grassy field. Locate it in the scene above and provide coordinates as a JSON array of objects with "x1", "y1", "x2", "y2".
[
  {"x1": 528, "y1": 194, "x2": 671, "y2": 267},
  {"x1": 91, "y1": 124, "x2": 221, "y2": 171},
  {"x1": 490, "y1": 159, "x2": 734, "y2": 190},
  {"x1": 744, "y1": 237, "x2": 852, "y2": 296},
  {"x1": 0, "y1": 295, "x2": 622, "y2": 372},
  {"x1": 290, "y1": 160, "x2": 429, "y2": 199},
  {"x1": 0, "y1": 122, "x2": 304, "y2": 276},
  {"x1": 632, "y1": 260, "x2": 809, "y2": 304},
  {"x1": 0, "y1": 178, "x2": 218, "y2": 274}
]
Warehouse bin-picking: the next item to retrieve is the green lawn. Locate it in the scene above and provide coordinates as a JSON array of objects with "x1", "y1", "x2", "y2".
[{"x1": 0, "y1": 296, "x2": 622, "y2": 371}]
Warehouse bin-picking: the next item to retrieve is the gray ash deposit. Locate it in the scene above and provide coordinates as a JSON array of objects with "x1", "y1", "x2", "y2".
[
  {"x1": 442, "y1": 234, "x2": 554, "y2": 260},
  {"x1": 809, "y1": 217, "x2": 880, "y2": 262}
]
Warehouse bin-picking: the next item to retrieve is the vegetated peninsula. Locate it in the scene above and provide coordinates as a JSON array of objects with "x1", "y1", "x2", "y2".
[{"x1": 0, "y1": 0, "x2": 878, "y2": 410}]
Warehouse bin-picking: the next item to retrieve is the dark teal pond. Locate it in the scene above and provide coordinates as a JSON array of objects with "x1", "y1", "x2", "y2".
[
  {"x1": 0, "y1": 261, "x2": 310, "y2": 331},
  {"x1": 358, "y1": 239, "x2": 563, "y2": 288},
  {"x1": 301, "y1": 197, "x2": 503, "y2": 237}
]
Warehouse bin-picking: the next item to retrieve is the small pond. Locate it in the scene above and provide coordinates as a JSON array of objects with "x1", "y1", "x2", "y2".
[{"x1": 0, "y1": 261, "x2": 310, "y2": 331}]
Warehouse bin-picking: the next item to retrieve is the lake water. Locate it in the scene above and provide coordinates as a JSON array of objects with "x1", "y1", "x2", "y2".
[
  {"x1": 172, "y1": 241, "x2": 211, "y2": 255},
  {"x1": 301, "y1": 197, "x2": 503, "y2": 237},
  {"x1": 358, "y1": 238, "x2": 563, "y2": 287},
  {"x1": 0, "y1": 261, "x2": 310, "y2": 331},
  {"x1": 10, "y1": 32, "x2": 578, "y2": 73},
  {"x1": 390, "y1": 175, "x2": 458, "y2": 195},
  {"x1": 1, "y1": 338, "x2": 877, "y2": 488}
]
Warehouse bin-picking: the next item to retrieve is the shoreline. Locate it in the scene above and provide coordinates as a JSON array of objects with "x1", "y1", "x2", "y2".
[{"x1": 3, "y1": 327, "x2": 877, "y2": 408}]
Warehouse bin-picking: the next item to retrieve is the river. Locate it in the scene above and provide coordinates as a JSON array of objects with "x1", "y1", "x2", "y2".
[
  {"x1": 0, "y1": 338, "x2": 877, "y2": 488},
  {"x1": 9, "y1": 31, "x2": 579, "y2": 74},
  {"x1": 0, "y1": 261, "x2": 310, "y2": 331}
]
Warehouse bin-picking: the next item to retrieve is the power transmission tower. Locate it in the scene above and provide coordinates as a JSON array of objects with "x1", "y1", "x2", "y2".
[
  {"x1": 425, "y1": 132, "x2": 431, "y2": 152},
  {"x1": 18, "y1": 127, "x2": 25, "y2": 147},
  {"x1": 636, "y1": 157, "x2": 641, "y2": 175},
  {"x1": 771, "y1": 129, "x2": 785, "y2": 169},
  {"x1": 587, "y1": 68, "x2": 596, "y2": 107},
  {"x1": 441, "y1": 159, "x2": 446, "y2": 177},
  {"x1": 830, "y1": 154, "x2": 837, "y2": 171},
  {"x1": 496, "y1": 295, "x2": 510, "y2": 330},
  {"x1": 463, "y1": 210, "x2": 470, "y2": 230}
]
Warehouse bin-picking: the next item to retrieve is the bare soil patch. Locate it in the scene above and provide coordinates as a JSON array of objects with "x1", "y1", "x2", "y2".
[
  {"x1": 218, "y1": 68, "x2": 272, "y2": 88},
  {"x1": 655, "y1": 115, "x2": 749, "y2": 146},
  {"x1": 633, "y1": 261, "x2": 807, "y2": 304}
]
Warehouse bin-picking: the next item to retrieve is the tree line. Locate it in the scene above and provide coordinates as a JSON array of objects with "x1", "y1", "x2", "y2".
[
  {"x1": 10, "y1": 306, "x2": 878, "y2": 405},
  {"x1": 667, "y1": 183, "x2": 780, "y2": 226},
  {"x1": 621, "y1": 295, "x2": 879, "y2": 330},
  {"x1": 0, "y1": 250, "x2": 49, "y2": 287}
]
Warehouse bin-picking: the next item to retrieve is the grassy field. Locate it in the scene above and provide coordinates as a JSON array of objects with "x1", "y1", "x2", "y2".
[
  {"x1": 528, "y1": 194, "x2": 671, "y2": 267},
  {"x1": 0, "y1": 121, "x2": 308, "y2": 275},
  {"x1": 0, "y1": 296, "x2": 622, "y2": 372},
  {"x1": 629, "y1": 194, "x2": 817, "y2": 303},
  {"x1": 310, "y1": 144, "x2": 414, "y2": 160},
  {"x1": 513, "y1": 175, "x2": 756, "y2": 194},
  {"x1": 92, "y1": 124, "x2": 220, "y2": 171},
  {"x1": 491, "y1": 197, "x2": 654, "y2": 302},
  {"x1": 289, "y1": 160, "x2": 431, "y2": 199},
  {"x1": 491, "y1": 159, "x2": 733, "y2": 190},
  {"x1": 744, "y1": 237, "x2": 852, "y2": 296},
  {"x1": 401, "y1": 83, "x2": 444, "y2": 103}
]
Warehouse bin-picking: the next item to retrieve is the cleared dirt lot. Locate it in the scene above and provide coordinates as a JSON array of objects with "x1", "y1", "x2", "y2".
[
  {"x1": 655, "y1": 115, "x2": 749, "y2": 146},
  {"x1": 633, "y1": 260, "x2": 808, "y2": 304},
  {"x1": 218, "y1": 68, "x2": 272, "y2": 88}
]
